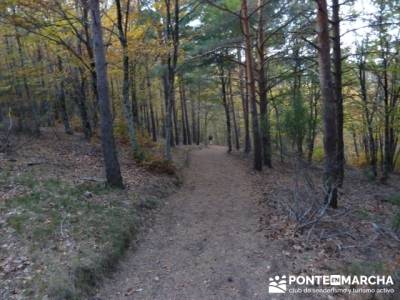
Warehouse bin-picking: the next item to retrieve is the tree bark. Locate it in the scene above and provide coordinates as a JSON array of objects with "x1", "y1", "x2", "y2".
[
  {"x1": 75, "y1": 68, "x2": 92, "y2": 140},
  {"x1": 145, "y1": 63, "x2": 157, "y2": 142},
  {"x1": 316, "y1": 0, "x2": 338, "y2": 208},
  {"x1": 358, "y1": 46, "x2": 377, "y2": 178},
  {"x1": 332, "y1": 0, "x2": 344, "y2": 187},
  {"x1": 219, "y1": 60, "x2": 232, "y2": 153},
  {"x1": 256, "y1": 0, "x2": 272, "y2": 167},
  {"x1": 57, "y1": 56, "x2": 73, "y2": 135},
  {"x1": 89, "y1": 0, "x2": 123, "y2": 188},
  {"x1": 228, "y1": 69, "x2": 240, "y2": 150},
  {"x1": 238, "y1": 48, "x2": 251, "y2": 153},
  {"x1": 163, "y1": 0, "x2": 180, "y2": 160},
  {"x1": 14, "y1": 24, "x2": 40, "y2": 135},
  {"x1": 241, "y1": 0, "x2": 262, "y2": 171},
  {"x1": 115, "y1": 0, "x2": 140, "y2": 158}
]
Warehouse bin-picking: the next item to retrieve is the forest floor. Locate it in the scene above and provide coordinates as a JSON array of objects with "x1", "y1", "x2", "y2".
[
  {"x1": 96, "y1": 146, "x2": 400, "y2": 300},
  {"x1": 0, "y1": 128, "x2": 186, "y2": 299},
  {"x1": 2, "y1": 132, "x2": 400, "y2": 299}
]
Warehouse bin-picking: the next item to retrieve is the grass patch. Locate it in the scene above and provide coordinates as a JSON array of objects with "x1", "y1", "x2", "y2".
[
  {"x1": 1, "y1": 173, "x2": 151, "y2": 299},
  {"x1": 312, "y1": 147, "x2": 324, "y2": 162},
  {"x1": 355, "y1": 209, "x2": 370, "y2": 220},
  {"x1": 343, "y1": 261, "x2": 385, "y2": 276},
  {"x1": 385, "y1": 194, "x2": 400, "y2": 231},
  {"x1": 387, "y1": 194, "x2": 400, "y2": 206}
]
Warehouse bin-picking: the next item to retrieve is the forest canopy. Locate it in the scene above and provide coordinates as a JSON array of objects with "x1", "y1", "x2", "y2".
[{"x1": 0, "y1": 0, "x2": 399, "y2": 197}]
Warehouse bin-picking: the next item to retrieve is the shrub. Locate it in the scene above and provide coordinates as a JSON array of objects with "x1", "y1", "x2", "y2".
[{"x1": 141, "y1": 156, "x2": 177, "y2": 175}]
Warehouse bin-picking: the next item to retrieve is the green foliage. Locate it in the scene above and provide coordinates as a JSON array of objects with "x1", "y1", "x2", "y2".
[
  {"x1": 343, "y1": 261, "x2": 385, "y2": 276},
  {"x1": 312, "y1": 146, "x2": 324, "y2": 162},
  {"x1": 387, "y1": 194, "x2": 400, "y2": 206},
  {"x1": 283, "y1": 101, "x2": 308, "y2": 141},
  {"x1": 362, "y1": 168, "x2": 377, "y2": 182},
  {"x1": 4, "y1": 178, "x2": 111, "y2": 246},
  {"x1": 393, "y1": 212, "x2": 400, "y2": 231},
  {"x1": 388, "y1": 194, "x2": 400, "y2": 231}
]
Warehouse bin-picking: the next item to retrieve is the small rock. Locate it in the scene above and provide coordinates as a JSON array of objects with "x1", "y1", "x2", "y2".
[{"x1": 84, "y1": 191, "x2": 93, "y2": 199}]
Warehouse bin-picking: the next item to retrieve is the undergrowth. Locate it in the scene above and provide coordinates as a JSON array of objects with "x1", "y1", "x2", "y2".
[
  {"x1": 387, "y1": 194, "x2": 400, "y2": 231},
  {"x1": 1, "y1": 171, "x2": 168, "y2": 299}
]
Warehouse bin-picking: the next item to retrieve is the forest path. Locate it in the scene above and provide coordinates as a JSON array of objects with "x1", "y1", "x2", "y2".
[{"x1": 97, "y1": 146, "x2": 279, "y2": 300}]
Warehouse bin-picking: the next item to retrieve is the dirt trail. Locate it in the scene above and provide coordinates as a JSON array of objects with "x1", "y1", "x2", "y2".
[{"x1": 97, "y1": 146, "x2": 282, "y2": 300}]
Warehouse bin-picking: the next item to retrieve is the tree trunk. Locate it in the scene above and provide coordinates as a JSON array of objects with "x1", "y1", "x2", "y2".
[
  {"x1": 115, "y1": 0, "x2": 140, "y2": 158},
  {"x1": 14, "y1": 25, "x2": 40, "y2": 135},
  {"x1": 89, "y1": 0, "x2": 123, "y2": 188},
  {"x1": 358, "y1": 46, "x2": 377, "y2": 178},
  {"x1": 57, "y1": 56, "x2": 73, "y2": 135},
  {"x1": 241, "y1": 0, "x2": 262, "y2": 171},
  {"x1": 179, "y1": 85, "x2": 187, "y2": 145},
  {"x1": 172, "y1": 95, "x2": 179, "y2": 145},
  {"x1": 316, "y1": 0, "x2": 338, "y2": 208},
  {"x1": 256, "y1": 0, "x2": 272, "y2": 167},
  {"x1": 196, "y1": 84, "x2": 201, "y2": 145},
  {"x1": 163, "y1": 0, "x2": 180, "y2": 160},
  {"x1": 219, "y1": 61, "x2": 232, "y2": 153},
  {"x1": 307, "y1": 83, "x2": 319, "y2": 163},
  {"x1": 381, "y1": 41, "x2": 390, "y2": 182},
  {"x1": 145, "y1": 63, "x2": 157, "y2": 142},
  {"x1": 228, "y1": 69, "x2": 240, "y2": 150},
  {"x1": 238, "y1": 48, "x2": 251, "y2": 153},
  {"x1": 332, "y1": 0, "x2": 344, "y2": 187},
  {"x1": 75, "y1": 68, "x2": 92, "y2": 140},
  {"x1": 179, "y1": 77, "x2": 191, "y2": 145},
  {"x1": 130, "y1": 62, "x2": 139, "y2": 127}
]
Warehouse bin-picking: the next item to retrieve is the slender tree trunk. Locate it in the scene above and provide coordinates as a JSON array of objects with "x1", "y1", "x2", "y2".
[
  {"x1": 292, "y1": 47, "x2": 304, "y2": 158},
  {"x1": 351, "y1": 127, "x2": 359, "y2": 158},
  {"x1": 332, "y1": 0, "x2": 344, "y2": 186},
  {"x1": 272, "y1": 98, "x2": 284, "y2": 162},
  {"x1": 57, "y1": 57, "x2": 73, "y2": 135},
  {"x1": 115, "y1": 0, "x2": 140, "y2": 158},
  {"x1": 179, "y1": 83, "x2": 188, "y2": 145},
  {"x1": 191, "y1": 93, "x2": 196, "y2": 145},
  {"x1": 197, "y1": 88, "x2": 201, "y2": 145},
  {"x1": 219, "y1": 61, "x2": 232, "y2": 153},
  {"x1": 358, "y1": 47, "x2": 377, "y2": 178},
  {"x1": 145, "y1": 63, "x2": 157, "y2": 142},
  {"x1": 382, "y1": 42, "x2": 390, "y2": 182},
  {"x1": 81, "y1": 1, "x2": 99, "y2": 131},
  {"x1": 238, "y1": 48, "x2": 251, "y2": 153},
  {"x1": 241, "y1": 0, "x2": 262, "y2": 170},
  {"x1": 14, "y1": 25, "x2": 40, "y2": 135},
  {"x1": 307, "y1": 85, "x2": 318, "y2": 163},
  {"x1": 163, "y1": 0, "x2": 180, "y2": 160},
  {"x1": 89, "y1": 0, "x2": 123, "y2": 188},
  {"x1": 130, "y1": 62, "x2": 139, "y2": 127},
  {"x1": 257, "y1": 0, "x2": 272, "y2": 167},
  {"x1": 316, "y1": 0, "x2": 338, "y2": 208},
  {"x1": 181, "y1": 79, "x2": 192, "y2": 144},
  {"x1": 228, "y1": 70, "x2": 240, "y2": 150},
  {"x1": 75, "y1": 68, "x2": 92, "y2": 140},
  {"x1": 172, "y1": 95, "x2": 179, "y2": 145}
]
